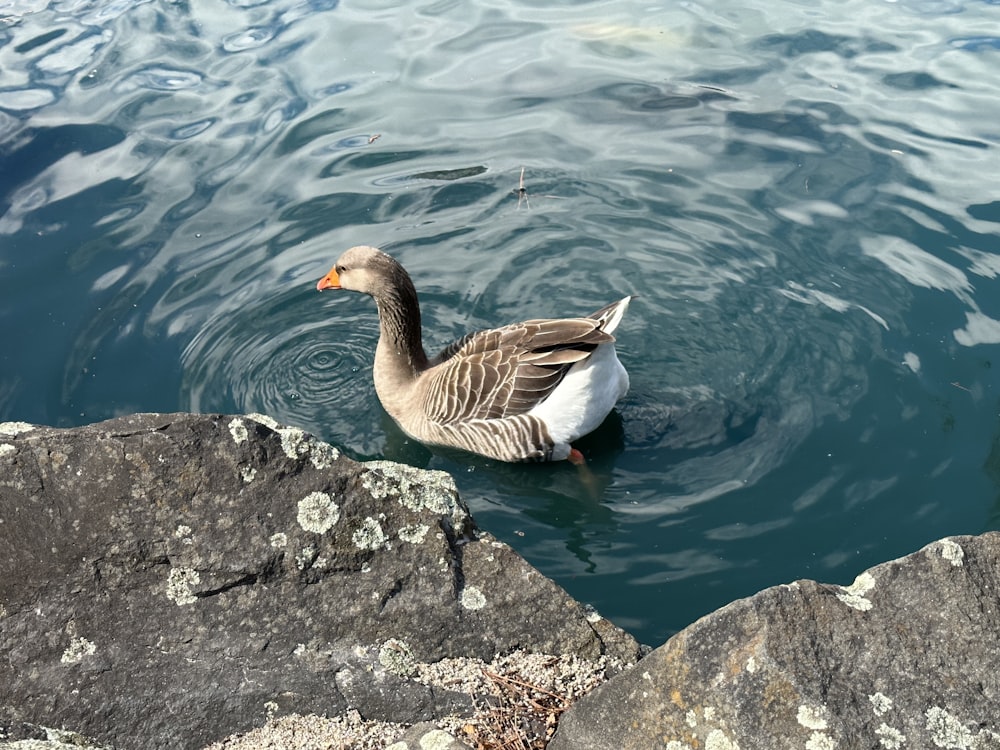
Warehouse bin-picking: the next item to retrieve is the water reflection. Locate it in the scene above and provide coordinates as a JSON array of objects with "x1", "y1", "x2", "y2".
[{"x1": 1, "y1": 0, "x2": 1000, "y2": 644}]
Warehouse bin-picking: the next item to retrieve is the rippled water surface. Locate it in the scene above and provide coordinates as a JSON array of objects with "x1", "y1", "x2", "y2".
[{"x1": 3, "y1": 0, "x2": 1000, "y2": 645}]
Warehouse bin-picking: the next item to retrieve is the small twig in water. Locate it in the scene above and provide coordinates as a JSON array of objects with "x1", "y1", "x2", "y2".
[
  {"x1": 513, "y1": 167, "x2": 530, "y2": 209},
  {"x1": 368, "y1": 133, "x2": 381, "y2": 144},
  {"x1": 951, "y1": 381, "x2": 972, "y2": 392},
  {"x1": 511, "y1": 167, "x2": 565, "y2": 209}
]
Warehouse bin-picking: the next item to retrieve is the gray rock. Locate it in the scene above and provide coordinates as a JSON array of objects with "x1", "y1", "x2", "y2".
[
  {"x1": 0, "y1": 723, "x2": 111, "y2": 750},
  {"x1": 386, "y1": 722, "x2": 467, "y2": 750},
  {"x1": 550, "y1": 532, "x2": 1000, "y2": 750},
  {"x1": 0, "y1": 413, "x2": 640, "y2": 750}
]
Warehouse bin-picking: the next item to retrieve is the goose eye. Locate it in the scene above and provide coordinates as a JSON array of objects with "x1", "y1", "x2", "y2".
[{"x1": 335, "y1": 265, "x2": 345, "y2": 274}]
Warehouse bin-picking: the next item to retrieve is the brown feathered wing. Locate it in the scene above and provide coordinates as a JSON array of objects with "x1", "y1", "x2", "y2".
[{"x1": 421, "y1": 317, "x2": 617, "y2": 424}]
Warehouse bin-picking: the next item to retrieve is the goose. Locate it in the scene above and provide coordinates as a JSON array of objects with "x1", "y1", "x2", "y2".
[{"x1": 316, "y1": 245, "x2": 632, "y2": 463}]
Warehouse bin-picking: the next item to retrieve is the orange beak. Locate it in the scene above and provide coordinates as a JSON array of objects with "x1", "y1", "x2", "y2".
[{"x1": 316, "y1": 267, "x2": 341, "y2": 291}]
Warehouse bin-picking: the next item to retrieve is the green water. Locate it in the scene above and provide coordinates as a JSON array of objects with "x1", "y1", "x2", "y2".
[{"x1": 2, "y1": 0, "x2": 1000, "y2": 646}]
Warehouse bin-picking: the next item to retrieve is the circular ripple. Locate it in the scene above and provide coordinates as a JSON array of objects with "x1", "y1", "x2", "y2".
[{"x1": 180, "y1": 289, "x2": 388, "y2": 457}]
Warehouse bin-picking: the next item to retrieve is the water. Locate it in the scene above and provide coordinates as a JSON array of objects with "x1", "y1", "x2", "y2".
[{"x1": 3, "y1": 0, "x2": 1000, "y2": 647}]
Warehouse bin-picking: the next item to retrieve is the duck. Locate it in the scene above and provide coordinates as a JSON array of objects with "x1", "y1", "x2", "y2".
[{"x1": 316, "y1": 245, "x2": 632, "y2": 463}]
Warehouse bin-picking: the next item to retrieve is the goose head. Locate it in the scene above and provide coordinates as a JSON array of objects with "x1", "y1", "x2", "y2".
[{"x1": 316, "y1": 245, "x2": 404, "y2": 296}]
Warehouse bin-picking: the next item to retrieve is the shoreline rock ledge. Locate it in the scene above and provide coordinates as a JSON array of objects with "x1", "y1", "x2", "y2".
[
  {"x1": 550, "y1": 531, "x2": 1000, "y2": 750},
  {"x1": 0, "y1": 413, "x2": 640, "y2": 749},
  {"x1": 2, "y1": 412, "x2": 999, "y2": 749}
]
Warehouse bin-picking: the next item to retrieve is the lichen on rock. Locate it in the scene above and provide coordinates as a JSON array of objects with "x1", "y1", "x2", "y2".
[
  {"x1": 353, "y1": 517, "x2": 390, "y2": 551},
  {"x1": 60, "y1": 637, "x2": 97, "y2": 665},
  {"x1": 165, "y1": 567, "x2": 200, "y2": 606},
  {"x1": 0, "y1": 412, "x2": 641, "y2": 749},
  {"x1": 297, "y1": 491, "x2": 340, "y2": 534}
]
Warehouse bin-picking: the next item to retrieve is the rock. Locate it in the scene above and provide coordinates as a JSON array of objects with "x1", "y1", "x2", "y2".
[
  {"x1": 0, "y1": 723, "x2": 110, "y2": 750},
  {"x1": 386, "y1": 722, "x2": 468, "y2": 750},
  {"x1": 549, "y1": 532, "x2": 1000, "y2": 750},
  {"x1": 0, "y1": 413, "x2": 640, "y2": 750},
  {"x1": 202, "y1": 648, "x2": 628, "y2": 750}
]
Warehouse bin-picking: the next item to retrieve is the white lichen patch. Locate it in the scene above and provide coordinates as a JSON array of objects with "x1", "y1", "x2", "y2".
[
  {"x1": 353, "y1": 517, "x2": 389, "y2": 551},
  {"x1": 270, "y1": 532, "x2": 288, "y2": 549},
  {"x1": 387, "y1": 729, "x2": 453, "y2": 750},
  {"x1": 806, "y1": 731, "x2": 835, "y2": 750},
  {"x1": 0, "y1": 421, "x2": 34, "y2": 436},
  {"x1": 378, "y1": 639, "x2": 417, "y2": 677},
  {"x1": 308, "y1": 440, "x2": 340, "y2": 469},
  {"x1": 398, "y1": 523, "x2": 430, "y2": 544},
  {"x1": 685, "y1": 709, "x2": 698, "y2": 728},
  {"x1": 297, "y1": 491, "x2": 340, "y2": 534},
  {"x1": 295, "y1": 545, "x2": 316, "y2": 570},
  {"x1": 837, "y1": 572, "x2": 876, "y2": 611},
  {"x1": 278, "y1": 427, "x2": 310, "y2": 459},
  {"x1": 247, "y1": 412, "x2": 279, "y2": 429},
  {"x1": 250, "y1": 420, "x2": 340, "y2": 467},
  {"x1": 248, "y1": 414, "x2": 328, "y2": 462},
  {"x1": 925, "y1": 706, "x2": 974, "y2": 748},
  {"x1": 876, "y1": 723, "x2": 906, "y2": 749},
  {"x1": 410, "y1": 729, "x2": 454, "y2": 750},
  {"x1": 459, "y1": 585, "x2": 486, "y2": 610},
  {"x1": 0, "y1": 443, "x2": 15, "y2": 458},
  {"x1": 166, "y1": 567, "x2": 200, "y2": 606},
  {"x1": 870, "y1": 692, "x2": 893, "y2": 716},
  {"x1": 60, "y1": 637, "x2": 96, "y2": 664},
  {"x1": 228, "y1": 417, "x2": 248, "y2": 445},
  {"x1": 938, "y1": 539, "x2": 965, "y2": 567},
  {"x1": 705, "y1": 729, "x2": 739, "y2": 750},
  {"x1": 980, "y1": 729, "x2": 1000, "y2": 746},
  {"x1": 240, "y1": 466, "x2": 257, "y2": 483},
  {"x1": 798, "y1": 704, "x2": 830, "y2": 730},
  {"x1": 362, "y1": 461, "x2": 464, "y2": 520},
  {"x1": 746, "y1": 655, "x2": 757, "y2": 673},
  {"x1": 174, "y1": 524, "x2": 193, "y2": 545}
]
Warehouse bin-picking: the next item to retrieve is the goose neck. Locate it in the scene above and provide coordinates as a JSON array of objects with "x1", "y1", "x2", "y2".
[{"x1": 373, "y1": 281, "x2": 429, "y2": 380}]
